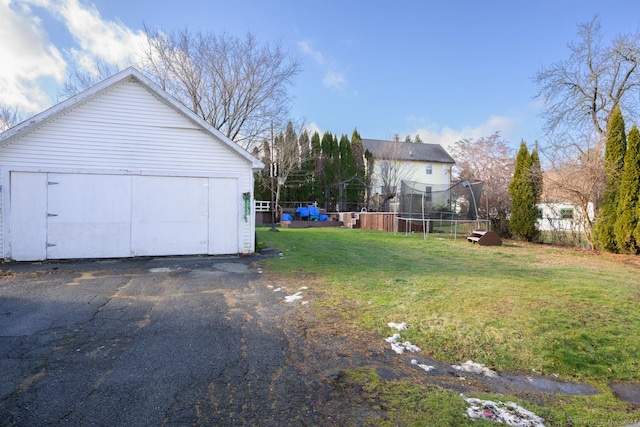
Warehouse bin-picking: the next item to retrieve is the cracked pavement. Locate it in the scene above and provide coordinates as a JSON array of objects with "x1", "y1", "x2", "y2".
[{"x1": 0, "y1": 256, "x2": 333, "y2": 426}]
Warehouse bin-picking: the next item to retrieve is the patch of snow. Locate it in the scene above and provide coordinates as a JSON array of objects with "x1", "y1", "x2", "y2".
[
  {"x1": 388, "y1": 322, "x2": 409, "y2": 330},
  {"x1": 284, "y1": 292, "x2": 303, "y2": 303},
  {"x1": 267, "y1": 285, "x2": 274, "y2": 289},
  {"x1": 299, "y1": 286, "x2": 309, "y2": 290},
  {"x1": 391, "y1": 343, "x2": 405, "y2": 354},
  {"x1": 149, "y1": 267, "x2": 173, "y2": 273},
  {"x1": 385, "y1": 334, "x2": 420, "y2": 353},
  {"x1": 301, "y1": 301, "x2": 309, "y2": 305},
  {"x1": 385, "y1": 334, "x2": 401, "y2": 343},
  {"x1": 273, "y1": 287, "x2": 286, "y2": 292},
  {"x1": 403, "y1": 342, "x2": 421, "y2": 353},
  {"x1": 452, "y1": 360, "x2": 498, "y2": 378},
  {"x1": 463, "y1": 396, "x2": 545, "y2": 427},
  {"x1": 411, "y1": 359, "x2": 435, "y2": 372}
]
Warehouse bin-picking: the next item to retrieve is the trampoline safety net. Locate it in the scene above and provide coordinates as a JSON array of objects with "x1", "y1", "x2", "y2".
[{"x1": 399, "y1": 179, "x2": 484, "y2": 220}]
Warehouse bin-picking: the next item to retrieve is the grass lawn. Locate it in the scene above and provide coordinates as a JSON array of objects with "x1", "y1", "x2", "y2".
[{"x1": 257, "y1": 227, "x2": 640, "y2": 425}]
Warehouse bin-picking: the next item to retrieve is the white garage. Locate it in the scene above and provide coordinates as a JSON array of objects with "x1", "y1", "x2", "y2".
[{"x1": 0, "y1": 68, "x2": 263, "y2": 261}]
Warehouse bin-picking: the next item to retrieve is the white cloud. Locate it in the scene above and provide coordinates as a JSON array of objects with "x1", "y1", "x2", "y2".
[
  {"x1": 42, "y1": 0, "x2": 146, "y2": 76},
  {"x1": 323, "y1": 69, "x2": 346, "y2": 90},
  {"x1": 304, "y1": 121, "x2": 322, "y2": 137},
  {"x1": 298, "y1": 39, "x2": 348, "y2": 91},
  {"x1": 298, "y1": 40, "x2": 324, "y2": 65},
  {"x1": 1, "y1": 0, "x2": 147, "y2": 113},
  {"x1": 0, "y1": 0, "x2": 66, "y2": 112},
  {"x1": 412, "y1": 115, "x2": 516, "y2": 152}
]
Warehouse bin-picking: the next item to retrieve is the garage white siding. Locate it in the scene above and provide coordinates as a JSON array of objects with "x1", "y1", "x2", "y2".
[{"x1": 0, "y1": 70, "x2": 262, "y2": 260}]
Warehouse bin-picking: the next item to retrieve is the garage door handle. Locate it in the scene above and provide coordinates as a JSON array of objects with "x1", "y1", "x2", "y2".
[{"x1": 47, "y1": 213, "x2": 58, "y2": 217}]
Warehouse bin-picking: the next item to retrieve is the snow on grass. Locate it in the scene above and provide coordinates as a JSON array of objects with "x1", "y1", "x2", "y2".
[
  {"x1": 453, "y1": 360, "x2": 498, "y2": 377},
  {"x1": 385, "y1": 329, "x2": 421, "y2": 354},
  {"x1": 463, "y1": 396, "x2": 545, "y2": 426},
  {"x1": 284, "y1": 292, "x2": 303, "y2": 303},
  {"x1": 388, "y1": 322, "x2": 409, "y2": 330},
  {"x1": 411, "y1": 359, "x2": 435, "y2": 372}
]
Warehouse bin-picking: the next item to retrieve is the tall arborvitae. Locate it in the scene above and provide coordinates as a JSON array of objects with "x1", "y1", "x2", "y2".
[
  {"x1": 338, "y1": 134, "x2": 351, "y2": 182},
  {"x1": 594, "y1": 105, "x2": 627, "y2": 252},
  {"x1": 320, "y1": 132, "x2": 334, "y2": 206},
  {"x1": 351, "y1": 129, "x2": 366, "y2": 207},
  {"x1": 297, "y1": 130, "x2": 313, "y2": 202},
  {"x1": 530, "y1": 144, "x2": 543, "y2": 203},
  {"x1": 614, "y1": 124, "x2": 640, "y2": 254},
  {"x1": 311, "y1": 131, "x2": 323, "y2": 201},
  {"x1": 509, "y1": 141, "x2": 539, "y2": 241}
]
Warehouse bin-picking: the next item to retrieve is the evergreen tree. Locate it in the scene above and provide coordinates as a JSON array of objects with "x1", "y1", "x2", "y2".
[
  {"x1": 530, "y1": 145, "x2": 543, "y2": 202},
  {"x1": 351, "y1": 129, "x2": 367, "y2": 208},
  {"x1": 320, "y1": 132, "x2": 334, "y2": 206},
  {"x1": 297, "y1": 130, "x2": 314, "y2": 202},
  {"x1": 614, "y1": 124, "x2": 640, "y2": 253},
  {"x1": 311, "y1": 131, "x2": 322, "y2": 201},
  {"x1": 509, "y1": 141, "x2": 539, "y2": 241},
  {"x1": 593, "y1": 105, "x2": 627, "y2": 252}
]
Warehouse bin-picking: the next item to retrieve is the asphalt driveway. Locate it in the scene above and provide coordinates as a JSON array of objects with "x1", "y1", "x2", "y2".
[{"x1": 0, "y1": 256, "x2": 329, "y2": 426}]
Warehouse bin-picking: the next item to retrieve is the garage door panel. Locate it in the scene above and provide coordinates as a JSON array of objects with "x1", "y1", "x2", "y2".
[
  {"x1": 132, "y1": 176, "x2": 208, "y2": 256},
  {"x1": 10, "y1": 172, "x2": 48, "y2": 261},
  {"x1": 209, "y1": 178, "x2": 238, "y2": 254},
  {"x1": 46, "y1": 174, "x2": 132, "y2": 259}
]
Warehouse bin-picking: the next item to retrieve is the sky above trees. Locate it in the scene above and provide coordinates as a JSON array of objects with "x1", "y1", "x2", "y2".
[{"x1": 2, "y1": 0, "x2": 640, "y2": 150}]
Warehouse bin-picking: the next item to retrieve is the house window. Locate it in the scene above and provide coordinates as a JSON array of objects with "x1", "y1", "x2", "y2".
[
  {"x1": 536, "y1": 208, "x2": 543, "y2": 219},
  {"x1": 425, "y1": 164, "x2": 433, "y2": 175},
  {"x1": 560, "y1": 208, "x2": 574, "y2": 219},
  {"x1": 424, "y1": 186, "x2": 432, "y2": 202}
]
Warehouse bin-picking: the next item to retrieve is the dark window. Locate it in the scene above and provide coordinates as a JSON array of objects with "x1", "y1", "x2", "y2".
[
  {"x1": 560, "y1": 208, "x2": 574, "y2": 219},
  {"x1": 424, "y1": 186, "x2": 432, "y2": 202}
]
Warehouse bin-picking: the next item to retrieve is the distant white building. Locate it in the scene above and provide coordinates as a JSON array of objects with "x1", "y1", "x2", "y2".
[{"x1": 536, "y1": 202, "x2": 595, "y2": 233}]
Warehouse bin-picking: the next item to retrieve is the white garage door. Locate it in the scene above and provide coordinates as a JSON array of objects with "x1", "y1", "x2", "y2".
[
  {"x1": 132, "y1": 176, "x2": 208, "y2": 256},
  {"x1": 9, "y1": 172, "x2": 239, "y2": 261},
  {"x1": 48, "y1": 173, "x2": 132, "y2": 259}
]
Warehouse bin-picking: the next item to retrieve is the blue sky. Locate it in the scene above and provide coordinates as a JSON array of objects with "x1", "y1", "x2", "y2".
[{"x1": 2, "y1": 0, "x2": 640, "y2": 150}]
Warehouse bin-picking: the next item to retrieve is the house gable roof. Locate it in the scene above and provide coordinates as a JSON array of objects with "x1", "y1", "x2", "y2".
[
  {"x1": 0, "y1": 67, "x2": 264, "y2": 170},
  {"x1": 361, "y1": 138, "x2": 455, "y2": 164}
]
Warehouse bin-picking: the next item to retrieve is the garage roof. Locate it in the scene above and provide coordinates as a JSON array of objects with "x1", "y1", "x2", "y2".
[{"x1": 0, "y1": 67, "x2": 264, "y2": 170}]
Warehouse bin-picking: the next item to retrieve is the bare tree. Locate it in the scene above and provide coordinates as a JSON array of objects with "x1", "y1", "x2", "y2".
[
  {"x1": 58, "y1": 59, "x2": 121, "y2": 100},
  {"x1": 0, "y1": 105, "x2": 25, "y2": 132},
  {"x1": 369, "y1": 140, "x2": 415, "y2": 211},
  {"x1": 254, "y1": 120, "x2": 311, "y2": 218},
  {"x1": 533, "y1": 16, "x2": 640, "y2": 140},
  {"x1": 450, "y1": 132, "x2": 515, "y2": 232},
  {"x1": 533, "y1": 16, "x2": 640, "y2": 246},
  {"x1": 542, "y1": 137, "x2": 605, "y2": 247},
  {"x1": 141, "y1": 27, "x2": 301, "y2": 150}
]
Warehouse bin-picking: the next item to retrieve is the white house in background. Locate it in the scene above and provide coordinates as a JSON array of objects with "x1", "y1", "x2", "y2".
[
  {"x1": 536, "y1": 172, "x2": 596, "y2": 238},
  {"x1": 0, "y1": 67, "x2": 263, "y2": 261},
  {"x1": 536, "y1": 202, "x2": 595, "y2": 233},
  {"x1": 361, "y1": 138, "x2": 455, "y2": 210}
]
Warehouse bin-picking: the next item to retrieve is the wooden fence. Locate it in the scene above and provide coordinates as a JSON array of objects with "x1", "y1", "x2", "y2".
[{"x1": 357, "y1": 213, "x2": 397, "y2": 232}]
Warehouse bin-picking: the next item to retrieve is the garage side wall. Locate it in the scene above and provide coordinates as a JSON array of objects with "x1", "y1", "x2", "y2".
[{"x1": 0, "y1": 79, "x2": 256, "y2": 259}]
